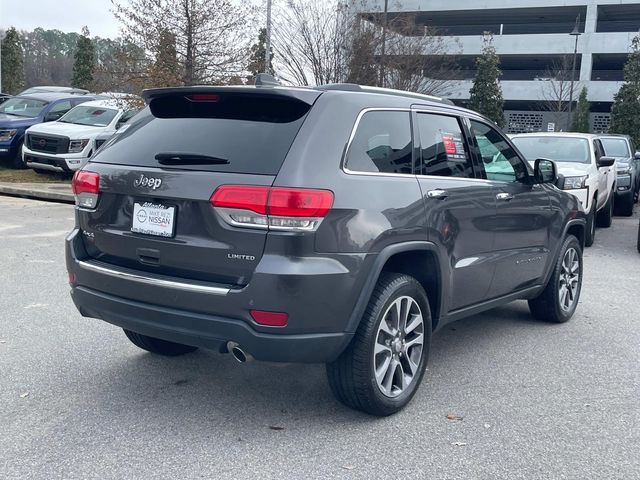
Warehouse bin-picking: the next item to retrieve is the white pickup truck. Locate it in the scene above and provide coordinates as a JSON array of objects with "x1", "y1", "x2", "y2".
[
  {"x1": 511, "y1": 132, "x2": 616, "y2": 247},
  {"x1": 22, "y1": 99, "x2": 138, "y2": 173}
]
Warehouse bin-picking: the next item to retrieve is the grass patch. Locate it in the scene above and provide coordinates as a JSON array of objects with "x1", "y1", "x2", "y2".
[{"x1": 0, "y1": 165, "x2": 70, "y2": 184}]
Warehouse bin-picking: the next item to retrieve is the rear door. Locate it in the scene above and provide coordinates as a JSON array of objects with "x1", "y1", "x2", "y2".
[
  {"x1": 413, "y1": 109, "x2": 497, "y2": 311},
  {"x1": 77, "y1": 90, "x2": 320, "y2": 287},
  {"x1": 468, "y1": 119, "x2": 553, "y2": 298}
]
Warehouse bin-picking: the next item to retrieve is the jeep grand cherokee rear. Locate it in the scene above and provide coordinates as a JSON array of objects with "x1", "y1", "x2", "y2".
[{"x1": 67, "y1": 84, "x2": 586, "y2": 416}]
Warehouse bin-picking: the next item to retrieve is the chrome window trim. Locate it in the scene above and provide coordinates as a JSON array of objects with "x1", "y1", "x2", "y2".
[
  {"x1": 77, "y1": 260, "x2": 231, "y2": 295},
  {"x1": 341, "y1": 107, "x2": 413, "y2": 177}
]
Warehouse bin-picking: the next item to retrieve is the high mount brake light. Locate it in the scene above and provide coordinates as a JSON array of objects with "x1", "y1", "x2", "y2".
[
  {"x1": 210, "y1": 185, "x2": 334, "y2": 232},
  {"x1": 72, "y1": 171, "x2": 100, "y2": 209},
  {"x1": 186, "y1": 94, "x2": 221, "y2": 102}
]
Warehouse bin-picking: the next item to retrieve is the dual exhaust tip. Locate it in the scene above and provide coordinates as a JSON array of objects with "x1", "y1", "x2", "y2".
[{"x1": 227, "y1": 342, "x2": 253, "y2": 363}]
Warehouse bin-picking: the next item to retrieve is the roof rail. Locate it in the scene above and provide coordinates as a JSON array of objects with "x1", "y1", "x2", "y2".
[{"x1": 314, "y1": 83, "x2": 454, "y2": 105}]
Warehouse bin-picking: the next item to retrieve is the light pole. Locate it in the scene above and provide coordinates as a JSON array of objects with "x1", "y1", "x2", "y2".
[
  {"x1": 265, "y1": 0, "x2": 272, "y2": 75},
  {"x1": 567, "y1": 16, "x2": 582, "y2": 131},
  {"x1": 379, "y1": 0, "x2": 389, "y2": 88}
]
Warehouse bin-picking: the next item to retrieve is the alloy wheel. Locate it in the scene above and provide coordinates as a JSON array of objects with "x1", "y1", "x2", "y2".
[
  {"x1": 373, "y1": 296, "x2": 425, "y2": 398},
  {"x1": 558, "y1": 247, "x2": 580, "y2": 313}
]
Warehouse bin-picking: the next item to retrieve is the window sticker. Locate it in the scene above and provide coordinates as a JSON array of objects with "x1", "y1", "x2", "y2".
[{"x1": 440, "y1": 131, "x2": 466, "y2": 162}]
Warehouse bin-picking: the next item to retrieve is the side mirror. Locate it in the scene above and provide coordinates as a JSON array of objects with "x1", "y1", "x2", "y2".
[
  {"x1": 45, "y1": 112, "x2": 63, "y2": 122},
  {"x1": 534, "y1": 158, "x2": 557, "y2": 184},
  {"x1": 597, "y1": 156, "x2": 615, "y2": 168},
  {"x1": 634, "y1": 151, "x2": 640, "y2": 160}
]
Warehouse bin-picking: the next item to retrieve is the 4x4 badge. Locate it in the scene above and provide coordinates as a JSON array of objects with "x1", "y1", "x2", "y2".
[{"x1": 134, "y1": 174, "x2": 162, "y2": 190}]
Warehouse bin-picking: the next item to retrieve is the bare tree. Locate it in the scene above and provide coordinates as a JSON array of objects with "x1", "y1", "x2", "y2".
[
  {"x1": 376, "y1": 16, "x2": 461, "y2": 96},
  {"x1": 111, "y1": 0, "x2": 253, "y2": 86},
  {"x1": 271, "y1": 0, "x2": 350, "y2": 86},
  {"x1": 540, "y1": 57, "x2": 580, "y2": 131},
  {"x1": 272, "y1": 0, "x2": 459, "y2": 96}
]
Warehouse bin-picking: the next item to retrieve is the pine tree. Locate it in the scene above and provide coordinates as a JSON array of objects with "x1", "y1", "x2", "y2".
[
  {"x1": 572, "y1": 87, "x2": 590, "y2": 132},
  {"x1": 1, "y1": 27, "x2": 25, "y2": 94},
  {"x1": 610, "y1": 34, "x2": 640, "y2": 142},
  {"x1": 469, "y1": 34, "x2": 505, "y2": 127},
  {"x1": 247, "y1": 28, "x2": 273, "y2": 84},
  {"x1": 71, "y1": 26, "x2": 95, "y2": 90},
  {"x1": 146, "y1": 29, "x2": 182, "y2": 87}
]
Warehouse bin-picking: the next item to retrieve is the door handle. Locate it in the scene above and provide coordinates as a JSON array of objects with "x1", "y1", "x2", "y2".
[
  {"x1": 427, "y1": 189, "x2": 448, "y2": 199},
  {"x1": 496, "y1": 192, "x2": 514, "y2": 201}
]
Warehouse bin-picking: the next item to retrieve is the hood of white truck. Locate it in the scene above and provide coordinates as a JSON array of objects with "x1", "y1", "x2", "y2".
[{"x1": 26, "y1": 121, "x2": 108, "y2": 139}]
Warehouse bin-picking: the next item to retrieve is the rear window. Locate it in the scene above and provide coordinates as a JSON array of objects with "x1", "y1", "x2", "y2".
[{"x1": 91, "y1": 94, "x2": 313, "y2": 175}]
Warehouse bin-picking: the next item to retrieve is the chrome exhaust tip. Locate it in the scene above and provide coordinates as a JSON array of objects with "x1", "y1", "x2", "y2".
[{"x1": 227, "y1": 342, "x2": 253, "y2": 363}]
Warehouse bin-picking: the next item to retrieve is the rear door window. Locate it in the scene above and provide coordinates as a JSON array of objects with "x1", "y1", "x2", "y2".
[
  {"x1": 415, "y1": 113, "x2": 473, "y2": 178},
  {"x1": 344, "y1": 110, "x2": 413, "y2": 174},
  {"x1": 92, "y1": 94, "x2": 313, "y2": 175}
]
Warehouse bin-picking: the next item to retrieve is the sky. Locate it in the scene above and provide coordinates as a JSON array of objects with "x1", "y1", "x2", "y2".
[{"x1": 0, "y1": 0, "x2": 122, "y2": 38}]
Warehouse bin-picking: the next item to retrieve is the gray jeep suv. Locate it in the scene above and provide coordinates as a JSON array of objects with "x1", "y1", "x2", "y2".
[{"x1": 66, "y1": 84, "x2": 586, "y2": 415}]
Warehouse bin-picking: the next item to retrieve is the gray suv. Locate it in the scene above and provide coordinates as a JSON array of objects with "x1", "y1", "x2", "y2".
[{"x1": 66, "y1": 84, "x2": 586, "y2": 415}]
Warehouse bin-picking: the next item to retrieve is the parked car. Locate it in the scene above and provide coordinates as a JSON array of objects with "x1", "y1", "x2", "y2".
[
  {"x1": 0, "y1": 93, "x2": 98, "y2": 168},
  {"x1": 66, "y1": 84, "x2": 586, "y2": 416},
  {"x1": 597, "y1": 134, "x2": 640, "y2": 216},
  {"x1": 22, "y1": 99, "x2": 139, "y2": 173},
  {"x1": 19, "y1": 86, "x2": 90, "y2": 96},
  {"x1": 511, "y1": 133, "x2": 616, "y2": 247}
]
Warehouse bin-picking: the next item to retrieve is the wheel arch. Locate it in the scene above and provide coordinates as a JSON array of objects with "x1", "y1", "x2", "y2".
[
  {"x1": 566, "y1": 220, "x2": 586, "y2": 251},
  {"x1": 346, "y1": 242, "x2": 444, "y2": 333}
]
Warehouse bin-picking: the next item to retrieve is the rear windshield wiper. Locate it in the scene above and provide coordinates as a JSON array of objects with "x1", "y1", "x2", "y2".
[{"x1": 155, "y1": 152, "x2": 230, "y2": 166}]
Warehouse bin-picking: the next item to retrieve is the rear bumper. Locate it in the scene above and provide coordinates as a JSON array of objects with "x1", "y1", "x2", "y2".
[
  {"x1": 66, "y1": 228, "x2": 363, "y2": 363},
  {"x1": 71, "y1": 286, "x2": 352, "y2": 363}
]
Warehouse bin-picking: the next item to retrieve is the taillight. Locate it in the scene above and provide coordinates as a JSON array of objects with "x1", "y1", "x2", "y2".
[
  {"x1": 211, "y1": 185, "x2": 334, "y2": 232},
  {"x1": 72, "y1": 171, "x2": 100, "y2": 209}
]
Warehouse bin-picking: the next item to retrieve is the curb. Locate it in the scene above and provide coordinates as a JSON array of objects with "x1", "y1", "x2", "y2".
[{"x1": 0, "y1": 184, "x2": 74, "y2": 204}]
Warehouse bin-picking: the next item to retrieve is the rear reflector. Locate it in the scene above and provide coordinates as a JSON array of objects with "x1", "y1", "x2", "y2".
[
  {"x1": 250, "y1": 310, "x2": 289, "y2": 327},
  {"x1": 68, "y1": 272, "x2": 77, "y2": 285},
  {"x1": 211, "y1": 185, "x2": 334, "y2": 232},
  {"x1": 72, "y1": 171, "x2": 100, "y2": 209}
]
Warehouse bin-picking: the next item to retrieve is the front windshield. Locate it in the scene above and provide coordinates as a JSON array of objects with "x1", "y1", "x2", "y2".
[
  {"x1": 512, "y1": 136, "x2": 590, "y2": 164},
  {"x1": 59, "y1": 105, "x2": 118, "y2": 127},
  {"x1": 600, "y1": 138, "x2": 630, "y2": 158},
  {"x1": 0, "y1": 97, "x2": 48, "y2": 117}
]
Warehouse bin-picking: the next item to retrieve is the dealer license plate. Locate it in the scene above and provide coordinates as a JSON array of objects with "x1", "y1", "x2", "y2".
[{"x1": 131, "y1": 202, "x2": 176, "y2": 237}]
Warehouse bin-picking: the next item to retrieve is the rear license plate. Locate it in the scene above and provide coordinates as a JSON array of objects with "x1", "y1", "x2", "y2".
[{"x1": 131, "y1": 202, "x2": 176, "y2": 238}]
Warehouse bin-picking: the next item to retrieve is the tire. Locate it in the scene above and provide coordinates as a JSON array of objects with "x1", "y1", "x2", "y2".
[
  {"x1": 637, "y1": 219, "x2": 640, "y2": 253},
  {"x1": 584, "y1": 200, "x2": 596, "y2": 247},
  {"x1": 10, "y1": 142, "x2": 26, "y2": 169},
  {"x1": 596, "y1": 193, "x2": 614, "y2": 228},
  {"x1": 528, "y1": 235, "x2": 583, "y2": 323},
  {"x1": 326, "y1": 273, "x2": 432, "y2": 416},
  {"x1": 123, "y1": 329, "x2": 198, "y2": 356},
  {"x1": 617, "y1": 192, "x2": 634, "y2": 217}
]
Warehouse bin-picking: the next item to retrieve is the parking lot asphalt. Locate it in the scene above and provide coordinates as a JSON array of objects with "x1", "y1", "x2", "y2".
[{"x1": 0, "y1": 196, "x2": 638, "y2": 480}]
